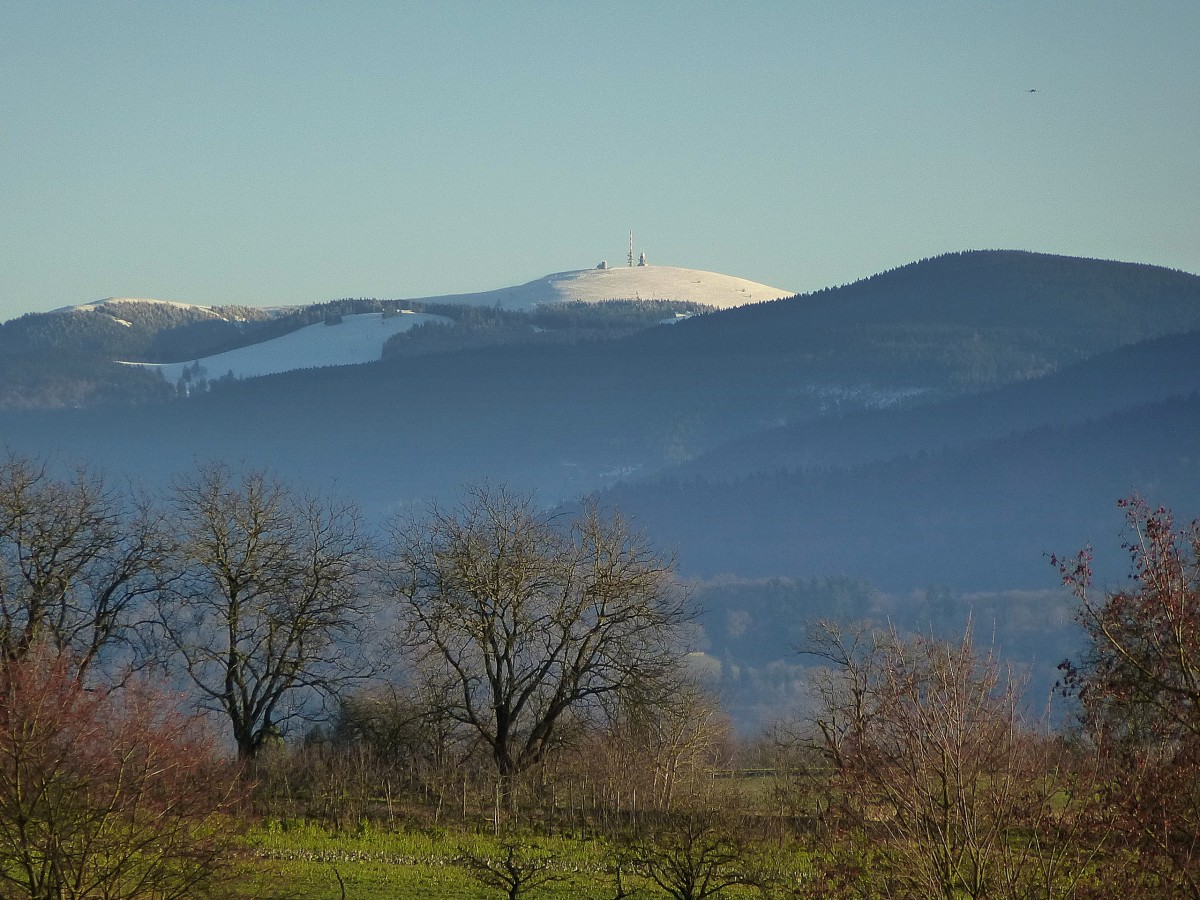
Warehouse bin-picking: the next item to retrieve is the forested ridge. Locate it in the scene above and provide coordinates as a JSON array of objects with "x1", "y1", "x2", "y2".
[
  {"x1": 599, "y1": 392, "x2": 1200, "y2": 588},
  {"x1": 3, "y1": 251, "x2": 1199, "y2": 595},
  {"x1": 0, "y1": 295, "x2": 706, "y2": 410},
  {"x1": 7, "y1": 250, "x2": 1200, "y2": 410}
]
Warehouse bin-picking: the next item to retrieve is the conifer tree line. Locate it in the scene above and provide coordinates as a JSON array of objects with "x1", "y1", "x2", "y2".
[{"x1": 2, "y1": 451, "x2": 1200, "y2": 897}]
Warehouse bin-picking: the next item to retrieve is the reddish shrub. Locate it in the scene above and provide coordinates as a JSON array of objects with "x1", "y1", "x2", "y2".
[{"x1": 0, "y1": 648, "x2": 243, "y2": 899}]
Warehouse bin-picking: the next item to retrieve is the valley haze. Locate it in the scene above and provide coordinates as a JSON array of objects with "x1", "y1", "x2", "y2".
[{"x1": 3, "y1": 248, "x2": 1199, "y2": 727}]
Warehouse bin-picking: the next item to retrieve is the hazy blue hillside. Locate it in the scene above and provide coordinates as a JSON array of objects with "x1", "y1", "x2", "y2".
[
  {"x1": 0, "y1": 301, "x2": 270, "y2": 408},
  {"x1": 641, "y1": 250, "x2": 1200, "y2": 389},
  {"x1": 0, "y1": 338, "x2": 800, "y2": 512},
  {"x1": 675, "y1": 250, "x2": 1200, "y2": 345},
  {"x1": 688, "y1": 574, "x2": 1080, "y2": 731},
  {"x1": 2, "y1": 250, "x2": 1197, "y2": 571},
  {"x1": 598, "y1": 392, "x2": 1200, "y2": 592},
  {"x1": 662, "y1": 327, "x2": 1200, "y2": 481}
]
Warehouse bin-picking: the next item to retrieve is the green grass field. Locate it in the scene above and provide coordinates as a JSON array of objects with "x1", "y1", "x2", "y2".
[
  {"x1": 231, "y1": 820, "x2": 790, "y2": 899},
  {"x1": 235, "y1": 821, "x2": 619, "y2": 899}
]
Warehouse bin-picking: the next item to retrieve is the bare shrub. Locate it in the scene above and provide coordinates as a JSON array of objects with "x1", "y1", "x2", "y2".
[{"x1": 0, "y1": 646, "x2": 242, "y2": 900}]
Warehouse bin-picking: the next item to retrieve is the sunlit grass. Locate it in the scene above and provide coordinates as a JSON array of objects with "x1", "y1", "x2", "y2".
[
  {"x1": 235, "y1": 820, "x2": 620, "y2": 899},
  {"x1": 231, "y1": 819, "x2": 790, "y2": 898}
]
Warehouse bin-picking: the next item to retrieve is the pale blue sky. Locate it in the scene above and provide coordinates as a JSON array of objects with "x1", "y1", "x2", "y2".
[{"x1": 2, "y1": 1, "x2": 1197, "y2": 319}]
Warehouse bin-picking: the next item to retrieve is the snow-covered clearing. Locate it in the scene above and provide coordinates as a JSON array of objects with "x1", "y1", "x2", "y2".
[
  {"x1": 125, "y1": 311, "x2": 450, "y2": 382},
  {"x1": 94, "y1": 264, "x2": 793, "y2": 386}
]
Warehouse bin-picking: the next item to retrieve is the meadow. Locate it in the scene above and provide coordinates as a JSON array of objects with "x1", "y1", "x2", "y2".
[{"x1": 232, "y1": 819, "x2": 790, "y2": 899}]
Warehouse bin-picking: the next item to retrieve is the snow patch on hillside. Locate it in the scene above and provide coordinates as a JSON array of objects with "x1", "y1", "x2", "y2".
[{"x1": 124, "y1": 311, "x2": 450, "y2": 382}]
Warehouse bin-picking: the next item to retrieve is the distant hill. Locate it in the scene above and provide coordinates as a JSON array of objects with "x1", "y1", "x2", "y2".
[
  {"x1": 0, "y1": 265, "x2": 788, "y2": 409},
  {"x1": 401, "y1": 265, "x2": 795, "y2": 310},
  {"x1": 2, "y1": 249, "x2": 1197, "y2": 519},
  {"x1": 595, "y1": 390, "x2": 1200, "y2": 591},
  {"x1": 8, "y1": 250, "x2": 1199, "y2": 411},
  {"x1": 638, "y1": 250, "x2": 1200, "y2": 389},
  {"x1": 8, "y1": 250, "x2": 1199, "y2": 733},
  {"x1": 657, "y1": 327, "x2": 1200, "y2": 482},
  {"x1": 2, "y1": 298, "x2": 274, "y2": 359},
  {"x1": 0, "y1": 299, "x2": 279, "y2": 409}
]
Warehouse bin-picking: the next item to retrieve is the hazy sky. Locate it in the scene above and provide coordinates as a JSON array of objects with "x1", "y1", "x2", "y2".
[{"x1": 2, "y1": 1, "x2": 1197, "y2": 320}]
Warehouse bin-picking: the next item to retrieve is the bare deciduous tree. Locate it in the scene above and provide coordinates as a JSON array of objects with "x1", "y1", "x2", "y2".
[
  {"x1": 623, "y1": 812, "x2": 764, "y2": 900},
  {"x1": 804, "y1": 623, "x2": 1037, "y2": 899},
  {"x1": 158, "y1": 464, "x2": 375, "y2": 759},
  {"x1": 585, "y1": 682, "x2": 731, "y2": 814},
  {"x1": 803, "y1": 619, "x2": 891, "y2": 773},
  {"x1": 460, "y1": 836, "x2": 568, "y2": 899},
  {"x1": 0, "y1": 452, "x2": 169, "y2": 675},
  {"x1": 387, "y1": 484, "x2": 692, "y2": 785}
]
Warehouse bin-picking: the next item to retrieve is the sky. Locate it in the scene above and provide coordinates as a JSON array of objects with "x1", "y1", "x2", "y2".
[{"x1": 2, "y1": 1, "x2": 1198, "y2": 320}]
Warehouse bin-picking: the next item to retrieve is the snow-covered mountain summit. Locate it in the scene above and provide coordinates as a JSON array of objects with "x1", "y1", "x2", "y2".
[
  {"x1": 100, "y1": 264, "x2": 795, "y2": 384},
  {"x1": 406, "y1": 265, "x2": 794, "y2": 310},
  {"x1": 61, "y1": 265, "x2": 792, "y2": 319}
]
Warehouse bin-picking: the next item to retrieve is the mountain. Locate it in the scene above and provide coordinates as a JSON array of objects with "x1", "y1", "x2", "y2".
[
  {"x1": 2, "y1": 298, "x2": 274, "y2": 360},
  {"x1": 0, "y1": 298, "x2": 278, "y2": 409},
  {"x1": 637, "y1": 250, "x2": 1200, "y2": 388},
  {"x1": 0, "y1": 266, "x2": 789, "y2": 409},
  {"x1": 657, "y1": 326, "x2": 1200, "y2": 482},
  {"x1": 0, "y1": 250, "x2": 1195, "y2": 585},
  {"x1": 401, "y1": 265, "x2": 795, "y2": 310},
  {"x1": 7, "y1": 249, "x2": 1199, "y2": 732},
  {"x1": 54, "y1": 297, "x2": 235, "y2": 317},
  {"x1": 596, "y1": 388, "x2": 1200, "y2": 591}
]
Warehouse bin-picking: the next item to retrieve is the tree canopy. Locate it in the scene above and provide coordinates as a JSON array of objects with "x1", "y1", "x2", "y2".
[{"x1": 388, "y1": 484, "x2": 692, "y2": 781}]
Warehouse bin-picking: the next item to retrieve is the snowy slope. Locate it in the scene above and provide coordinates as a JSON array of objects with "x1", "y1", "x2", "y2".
[
  {"x1": 407, "y1": 266, "x2": 794, "y2": 310},
  {"x1": 110, "y1": 265, "x2": 793, "y2": 383},
  {"x1": 126, "y1": 311, "x2": 449, "y2": 382},
  {"x1": 56, "y1": 297, "x2": 226, "y2": 316}
]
